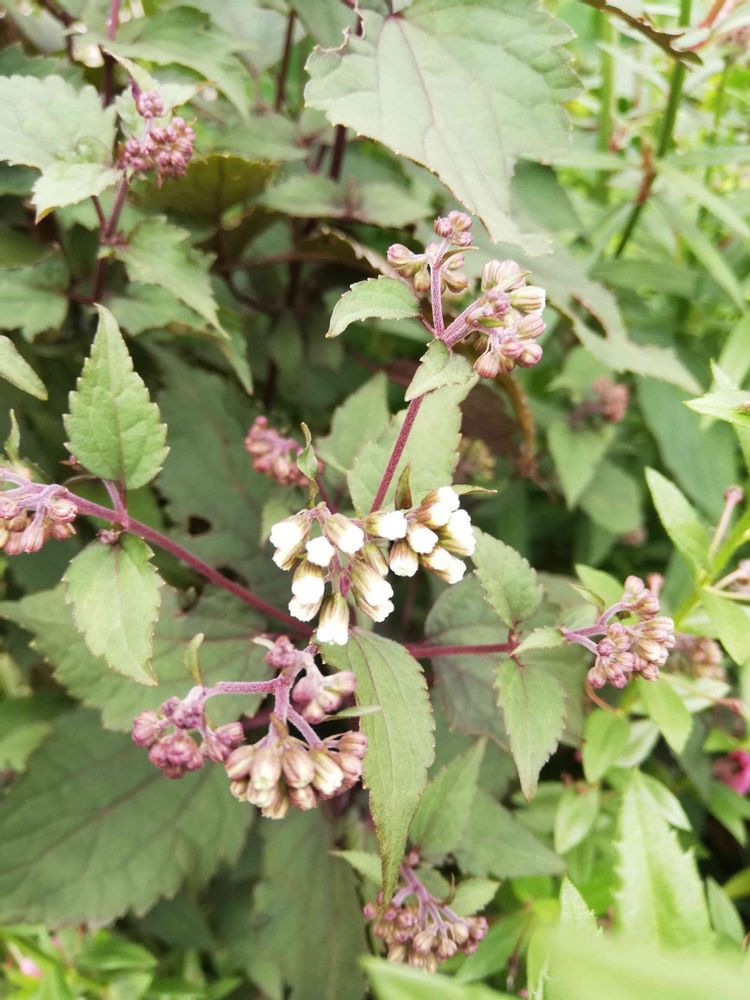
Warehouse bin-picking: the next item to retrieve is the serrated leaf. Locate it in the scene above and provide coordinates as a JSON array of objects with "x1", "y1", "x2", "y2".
[
  {"x1": 702, "y1": 590, "x2": 750, "y2": 665},
  {"x1": 514, "y1": 627, "x2": 565, "y2": 655},
  {"x1": 410, "y1": 741, "x2": 485, "y2": 857},
  {"x1": 582, "y1": 711, "x2": 630, "y2": 783},
  {"x1": 496, "y1": 660, "x2": 566, "y2": 799},
  {"x1": 645, "y1": 468, "x2": 711, "y2": 572},
  {"x1": 450, "y1": 878, "x2": 499, "y2": 917},
  {"x1": 454, "y1": 789, "x2": 563, "y2": 878},
  {"x1": 33, "y1": 161, "x2": 120, "y2": 222},
  {"x1": 638, "y1": 677, "x2": 693, "y2": 754},
  {"x1": 547, "y1": 420, "x2": 615, "y2": 509},
  {"x1": 706, "y1": 877, "x2": 745, "y2": 943},
  {"x1": 472, "y1": 529, "x2": 542, "y2": 629},
  {"x1": 322, "y1": 631, "x2": 435, "y2": 899},
  {"x1": 116, "y1": 219, "x2": 223, "y2": 334},
  {"x1": 579, "y1": 460, "x2": 641, "y2": 535},
  {"x1": 331, "y1": 850, "x2": 382, "y2": 886},
  {"x1": 0, "y1": 709, "x2": 249, "y2": 927},
  {"x1": 142, "y1": 154, "x2": 276, "y2": 218},
  {"x1": 0, "y1": 257, "x2": 68, "y2": 340},
  {"x1": 615, "y1": 770, "x2": 711, "y2": 948},
  {"x1": 64, "y1": 306, "x2": 168, "y2": 489},
  {"x1": 0, "y1": 335, "x2": 46, "y2": 398},
  {"x1": 0, "y1": 586, "x2": 270, "y2": 731},
  {"x1": 686, "y1": 387, "x2": 750, "y2": 429},
  {"x1": 559, "y1": 878, "x2": 599, "y2": 934},
  {"x1": 326, "y1": 276, "x2": 419, "y2": 339},
  {"x1": 305, "y1": 0, "x2": 578, "y2": 250},
  {"x1": 364, "y1": 956, "x2": 515, "y2": 1000},
  {"x1": 64, "y1": 536, "x2": 162, "y2": 686},
  {"x1": 349, "y1": 381, "x2": 472, "y2": 514},
  {"x1": 316, "y1": 373, "x2": 391, "y2": 475},
  {"x1": 405, "y1": 340, "x2": 474, "y2": 402},
  {"x1": 554, "y1": 786, "x2": 600, "y2": 854},
  {"x1": 255, "y1": 812, "x2": 366, "y2": 1000}
]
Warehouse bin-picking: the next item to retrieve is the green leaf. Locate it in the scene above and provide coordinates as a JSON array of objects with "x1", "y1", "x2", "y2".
[
  {"x1": 0, "y1": 709, "x2": 249, "y2": 927},
  {"x1": 254, "y1": 811, "x2": 366, "y2": 1000},
  {"x1": 615, "y1": 770, "x2": 711, "y2": 948},
  {"x1": 142, "y1": 154, "x2": 275, "y2": 219},
  {"x1": 554, "y1": 786, "x2": 600, "y2": 854},
  {"x1": 514, "y1": 627, "x2": 566, "y2": 655},
  {"x1": 638, "y1": 678, "x2": 693, "y2": 754},
  {"x1": 410, "y1": 741, "x2": 485, "y2": 857},
  {"x1": 364, "y1": 957, "x2": 514, "y2": 1000},
  {"x1": 326, "y1": 276, "x2": 419, "y2": 339},
  {"x1": 348, "y1": 381, "x2": 472, "y2": 514},
  {"x1": 450, "y1": 878, "x2": 500, "y2": 916},
  {"x1": 472, "y1": 528, "x2": 542, "y2": 629},
  {"x1": 64, "y1": 306, "x2": 168, "y2": 489},
  {"x1": 706, "y1": 877, "x2": 745, "y2": 943},
  {"x1": 0, "y1": 257, "x2": 68, "y2": 340},
  {"x1": 579, "y1": 460, "x2": 641, "y2": 535},
  {"x1": 686, "y1": 386, "x2": 750, "y2": 429},
  {"x1": 547, "y1": 420, "x2": 615, "y2": 509},
  {"x1": 0, "y1": 587, "x2": 270, "y2": 732},
  {"x1": 645, "y1": 468, "x2": 711, "y2": 572},
  {"x1": 0, "y1": 335, "x2": 46, "y2": 398},
  {"x1": 116, "y1": 219, "x2": 223, "y2": 334},
  {"x1": 559, "y1": 877, "x2": 599, "y2": 934},
  {"x1": 331, "y1": 850, "x2": 382, "y2": 886},
  {"x1": 296, "y1": 422, "x2": 320, "y2": 499},
  {"x1": 107, "y1": 7, "x2": 249, "y2": 117},
  {"x1": 496, "y1": 660, "x2": 566, "y2": 799},
  {"x1": 0, "y1": 75, "x2": 117, "y2": 215},
  {"x1": 305, "y1": 0, "x2": 578, "y2": 250},
  {"x1": 316, "y1": 373, "x2": 391, "y2": 475},
  {"x1": 702, "y1": 590, "x2": 750, "y2": 665},
  {"x1": 0, "y1": 694, "x2": 66, "y2": 772},
  {"x1": 64, "y1": 536, "x2": 163, "y2": 686},
  {"x1": 454, "y1": 789, "x2": 563, "y2": 878},
  {"x1": 582, "y1": 711, "x2": 630, "y2": 783},
  {"x1": 405, "y1": 340, "x2": 475, "y2": 402},
  {"x1": 321, "y1": 631, "x2": 435, "y2": 899}
]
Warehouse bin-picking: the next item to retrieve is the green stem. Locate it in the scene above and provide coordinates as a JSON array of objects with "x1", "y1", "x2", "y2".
[
  {"x1": 596, "y1": 10, "x2": 615, "y2": 199},
  {"x1": 614, "y1": 0, "x2": 692, "y2": 256}
]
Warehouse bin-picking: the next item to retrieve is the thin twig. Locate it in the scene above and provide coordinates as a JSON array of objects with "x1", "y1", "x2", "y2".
[
  {"x1": 329, "y1": 125, "x2": 348, "y2": 181},
  {"x1": 275, "y1": 11, "x2": 296, "y2": 111},
  {"x1": 370, "y1": 396, "x2": 425, "y2": 512}
]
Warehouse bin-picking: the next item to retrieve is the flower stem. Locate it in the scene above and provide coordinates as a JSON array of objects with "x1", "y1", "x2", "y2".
[
  {"x1": 274, "y1": 11, "x2": 296, "y2": 111},
  {"x1": 405, "y1": 641, "x2": 516, "y2": 658},
  {"x1": 65, "y1": 490, "x2": 310, "y2": 633},
  {"x1": 369, "y1": 395, "x2": 425, "y2": 512}
]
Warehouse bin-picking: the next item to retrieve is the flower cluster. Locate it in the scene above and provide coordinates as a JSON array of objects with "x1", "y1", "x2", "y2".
[
  {"x1": 120, "y1": 87, "x2": 195, "y2": 183},
  {"x1": 714, "y1": 750, "x2": 750, "y2": 796},
  {"x1": 244, "y1": 416, "x2": 308, "y2": 487},
  {"x1": 563, "y1": 575, "x2": 675, "y2": 689},
  {"x1": 269, "y1": 487, "x2": 475, "y2": 643},
  {"x1": 132, "y1": 697, "x2": 244, "y2": 778},
  {"x1": 131, "y1": 636, "x2": 367, "y2": 819},
  {"x1": 570, "y1": 377, "x2": 630, "y2": 427},
  {"x1": 469, "y1": 259, "x2": 546, "y2": 378},
  {"x1": 0, "y1": 469, "x2": 77, "y2": 555},
  {"x1": 364, "y1": 858, "x2": 488, "y2": 972},
  {"x1": 387, "y1": 211, "x2": 471, "y2": 295},
  {"x1": 671, "y1": 633, "x2": 725, "y2": 680}
]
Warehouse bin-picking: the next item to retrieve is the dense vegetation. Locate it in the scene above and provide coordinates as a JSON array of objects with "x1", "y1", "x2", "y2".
[{"x1": 1, "y1": 1, "x2": 750, "y2": 997}]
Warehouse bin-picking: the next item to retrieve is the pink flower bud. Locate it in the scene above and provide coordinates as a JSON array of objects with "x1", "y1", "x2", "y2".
[{"x1": 132, "y1": 710, "x2": 163, "y2": 748}]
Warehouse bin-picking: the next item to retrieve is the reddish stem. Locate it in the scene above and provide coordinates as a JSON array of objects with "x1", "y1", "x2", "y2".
[
  {"x1": 405, "y1": 641, "x2": 516, "y2": 658},
  {"x1": 91, "y1": 175, "x2": 129, "y2": 301},
  {"x1": 369, "y1": 396, "x2": 425, "y2": 512},
  {"x1": 66, "y1": 491, "x2": 311, "y2": 633}
]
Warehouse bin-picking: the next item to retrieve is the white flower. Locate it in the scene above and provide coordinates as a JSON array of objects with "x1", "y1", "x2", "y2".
[
  {"x1": 324, "y1": 513, "x2": 365, "y2": 554},
  {"x1": 316, "y1": 595, "x2": 350, "y2": 645},
  {"x1": 407, "y1": 522, "x2": 438, "y2": 554},
  {"x1": 389, "y1": 540, "x2": 419, "y2": 577},
  {"x1": 291, "y1": 561, "x2": 326, "y2": 603},
  {"x1": 422, "y1": 546, "x2": 466, "y2": 584},
  {"x1": 368, "y1": 510, "x2": 408, "y2": 540},
  {"x1": 366, "y1": 599, "x2": 394, "y2": 623},
  {"x1": 289, "y1": 596, "x2": 323, "y2": 622},
  {"x1": 352, "y1": 561, "x2": 393, "y2": 606},
  {"x1": 306, "y1": 535, "x2": 336, "y2": 567},
  {"x1": 270, "y1": 514, "x2": 308, "y2": 550},
  {"x1": 441, "y1": 508, "x2": 475, "y2": 557}
]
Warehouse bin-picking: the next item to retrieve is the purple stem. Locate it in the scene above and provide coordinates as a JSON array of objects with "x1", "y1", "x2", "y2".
[
  {"x1": 369, "y1": 396, "x2": 425, "y2": 513},
  {"x1": 406, "y1": 641, "x2": 516, "y2": 658},
  {"x1": 203, "y1": 680, "x2": 279, "y2": 698},
  {"x1": 66, "y1": 490, "x2": 311, "y2": 633},
  {"x1": 287, "y1": 707, "x2": 323, "y2": 746},
  {"x1": 430, "y1": 255, "x2": 446, "y2": 339}
]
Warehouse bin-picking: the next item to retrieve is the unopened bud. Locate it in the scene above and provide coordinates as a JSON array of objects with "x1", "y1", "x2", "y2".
[
  {"x1": 324, "y1": 513, "x2": 364, "y2": 554},
  {"x1": 316, "y1": 594, "x2": 350, "y2": 646}
]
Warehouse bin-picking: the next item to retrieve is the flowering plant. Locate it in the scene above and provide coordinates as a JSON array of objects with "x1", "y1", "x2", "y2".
[{"x1": 1, "y1": 1, "x2": 750, "y2": 997}]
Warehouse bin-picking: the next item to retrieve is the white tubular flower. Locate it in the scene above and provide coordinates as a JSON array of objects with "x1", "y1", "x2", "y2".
[
  {"x1": 273, "y1": 544, "x2": 302, "y2": 571},
  {"x1": 324, "y1": 513, "x2": 365, "y2": 554},
  {"x1": 289, "y1": 596, "x2": 323, "y2": 622},
  {"x1": 316, "y1": 595, "x2": 350, "y2": 646},
  {"x1": 389, "y1": 539, "x2": 419, "y2": 577},
  {"x1": 291, "y1": 560, "x2": 326, "y2": 603},
  {"x1": 366, "y1": 509, "x2": 408, "y2": 540},
  {"x1": 419, "y1": 486, "x2": 461, "y2": 527},
  {"x1": 270, "y1": 513, "x2": 308, "y2": 550},
  {"x1": 422, "y1": 546, "x2": 466, "y2": 584},
  {"x1": 306, "y1": 535, "x2": 336, "y2": 567},
  {"x1": 357, "y1": 596, "x2": 395, "y2": 623},
  {"x1": 351, "y1": 561, "x2": 394, "y2": 606},
  {"x1": 441, "y1": 508, "x2": 475, "y2": 557},
  {"x1": 407, "y1": 522, "x2": 438, "y2": 554},
  {"x1": 511, "y1": 285, "x2": 546, "y2": 313}
]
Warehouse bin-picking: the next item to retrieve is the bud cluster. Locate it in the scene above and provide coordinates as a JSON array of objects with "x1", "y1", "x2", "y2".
[
  {"x1": 569, "y1": 377, "x2": 630, "y2": 428},
  {"x1": 714, "y1": 749, "x2": 750, "y2": 796},
  {"x1": 470, "y1": 259, "x2": 546, "y2": 378},
  {"x1": 225, "y1": 721, "x2": 366, "y2": 819},
  {"x1": 244, "y1": 416, "x2": 308, "y2": 487},
  {"x1": 119, "y1": 88, "x2": 195, "y2": 184},
  {"x1": 269, "y1": 487, "x2": 474, "y2": 643},
  {"x1": 671, "y1": 633, "x2": 725, "y2": 681},
  {"x1": 364, "y1": 859, "x2": 488, "y2": 973},
  {"x1": 132, "y1": 635, "x2": 367, "y2": 818},
  {"x1": 387, "y1": 211, "x2": 472, "y2": 296},
  {"x1": 0, "y1": 468, "x2": 77, "y2": 555},
  {"x1": 132, "y1": 696, "x2": 244, "y2": 778},
  {"x1": 563, "y1": 575, "x2": 675, "y2": 689}
]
